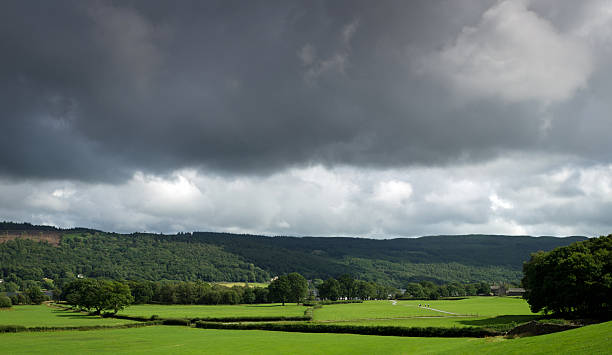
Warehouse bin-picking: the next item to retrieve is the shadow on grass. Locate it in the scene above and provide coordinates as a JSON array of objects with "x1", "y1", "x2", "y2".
[
  {"x1": 51, "y1": 309, "x2": 102, "y2": 320},
  {"x1": 459, "y1": 315, "x2": 540, "y2": 329},
  {"x1": 246, "y1": 304, "x2": 284, "y2": 308}
]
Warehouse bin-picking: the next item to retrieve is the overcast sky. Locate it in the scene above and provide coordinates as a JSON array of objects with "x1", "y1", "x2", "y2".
[{"x1": 1, "y1": 0, "x2": 611, "y2": 237}]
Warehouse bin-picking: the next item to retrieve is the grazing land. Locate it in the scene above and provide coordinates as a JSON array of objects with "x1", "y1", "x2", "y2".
[
  {"x1": 312, "y1": 300, "x2": 444, "y2": 321},
  {"x1": 314, "y1": 297, "x2": 535, "y2": 320},
  {"x1": 118, "y1": 303, "x2": 307, "y2": 319},
  {"x1": 314, "y1": 298, "x2": 539, "y2": 331},
  {"x1": 0, "y1": 305, "x2": 136, "y2": 327},
  {"x1": 0, "y1": 321, "x2": 610, "y2": 354},
  {"x1": 1, "y1": 297, "x2": 610, "y2": 354}
]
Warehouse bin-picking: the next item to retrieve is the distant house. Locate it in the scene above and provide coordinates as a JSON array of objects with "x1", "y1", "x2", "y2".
[
  {"x1": 489, "y1": 285, "x2": 501, "y2": 296},
  {"x1": 77, "y1": 274, "x2": 85, "y2": 279},
  {"x1": 506, "y1": 288, "x2": 525, "y2": 296},
  {"x1": 0, "y1": 279, "x2": 4, "y2": 283}
]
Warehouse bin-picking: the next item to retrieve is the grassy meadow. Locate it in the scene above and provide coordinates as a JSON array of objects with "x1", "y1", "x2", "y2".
[
  {"x1": 1, "y1": 297, "x2": 609, "y2": 354},
  {"x1": 1, "y1": 321, "x2": 610, "y2": 354},
  {"x1": 312, "y1": 300, "x2": 444, "y2": 321},
  {"x1": 315, "y1": 298, "x2": 540, "y2": 331},
  {"x1": 0, "y1": 305, "x2": 136, "y2": 327},
  {"x1": 118, "y1": 303, "x2": 307, "y2": 319}
]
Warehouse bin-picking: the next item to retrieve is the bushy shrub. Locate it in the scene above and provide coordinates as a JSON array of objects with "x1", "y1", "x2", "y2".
[
  {"x1": 190, "y1": 315, "x2": 311, "y2": 322},
  {"x1": 162, "y1": 318, "x2": 191, "y2": 326},
  {"x1": 0, "y1": 295, "x2": 12, "y2": 308},
  {"x1": 0, "y1": 325, "x2": 27, "y2": 333}
]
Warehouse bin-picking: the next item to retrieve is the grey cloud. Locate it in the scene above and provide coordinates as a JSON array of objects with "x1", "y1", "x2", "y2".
[{"x1": 0, "y1": 0, "x2": 611, "y2": 183}]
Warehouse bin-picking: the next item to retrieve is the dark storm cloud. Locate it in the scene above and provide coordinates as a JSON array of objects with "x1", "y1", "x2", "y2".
[{"x1": 1, "y1": 0, "x2": 610, "y2": 182}]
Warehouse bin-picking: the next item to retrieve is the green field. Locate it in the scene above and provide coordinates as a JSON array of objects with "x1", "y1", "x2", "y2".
[
  {"x1": 314, "y1": 298, "x2": 540, "y2": 331},
  {"x1": 415, "y1": 297, "x2": 535, "y2": 316},
  {"x1": 118, "y1": 303, "x2": 307, "y2": 319},
  {"x1": 313, "y1": 297, "x2": 536, "y2": 321},
  {"x1": 1, "y1": 298, "x2": 609, "y2": 354},
  {"x1": 0, "y1": 305, "x2": 136, "y2": 327},
  {"x1": 313, "y1": 300, "x2": 441, "y2": 321},
  {"x1": 1, "y1": 321, "x2": 610, "y2": 354},
  {"x1": 322, "y1": 315, "x2": 540, "y2": 332}
]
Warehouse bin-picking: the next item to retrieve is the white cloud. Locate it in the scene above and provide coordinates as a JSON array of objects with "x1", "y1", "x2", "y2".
[
  {"x1": 489, "y1": 193, "x2": 514, "y2": 211},
  {"x1": 1, "y1": 156, "x2": 610, "y2": 238},
  {"x1": 425, "y1": 0, "x2": 593, "y2": 104},
  {"x1": 373, "y1": 180, "x2": 413, "y2": 207}
]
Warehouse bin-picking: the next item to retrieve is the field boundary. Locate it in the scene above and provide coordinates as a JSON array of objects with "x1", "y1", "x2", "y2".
[
  {"x1": 194, "y1": 321, "x2": 500, "y2": 337},
  {"x1": 0, "y1": 321, "x2": 161, "y2": 334}
]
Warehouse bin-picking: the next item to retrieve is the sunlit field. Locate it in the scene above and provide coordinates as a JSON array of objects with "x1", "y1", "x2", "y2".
[
  {"x1": 0, "y1": 305, "x2": 136, "y2": 327},
  {"x1": 118, "y1": 303, "x2": 307, "y2": 319},
  {"x1": 313, "y1": 297, "x2": 537, "y2": 321},
  {"x1": 1, "y1": 321, "x2": 610, "y2": 355},
  {"x1": 1, "y1": 298, "x2": 608, "y2": 354}
]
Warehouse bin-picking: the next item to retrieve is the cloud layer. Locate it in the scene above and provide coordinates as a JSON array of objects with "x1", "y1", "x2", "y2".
[
  {"x1": 1, "y1": 156, "x2": 610, "y2": 237},
  {"x1": 1, "y1": 0, "x2": 611, "y2": 236}
]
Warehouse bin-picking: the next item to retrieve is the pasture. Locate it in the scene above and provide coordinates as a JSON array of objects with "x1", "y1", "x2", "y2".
[
  {"x1": 314, "y1": 297, "x2": 536, "y2": 319},
  {"x1": 118, "y1": 303, "x2": 307, "y2": 319},
  {"x1": 0, "y1": 305, "x2": 136, "y2": 327},
  {"x1": 1, "y1": 297, "x2": 610, "y2": 354},
  {"x1": 314, "y1": 297, "x2": 540, "y2": 331},
  {"x1": 0, "y1": 321, "x2": 610, "y2": 354}
]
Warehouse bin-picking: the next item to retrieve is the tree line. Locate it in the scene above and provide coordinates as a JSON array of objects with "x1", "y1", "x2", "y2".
[
  {"x1": 402, "y1": 281, "x2": 492, "y2": 300},
  {"x1": 316, "y1": 274, "x2": 396, "y2": 301},
  {"x1": 57, "y1": 272, "x2": 398, "y2": 313},
  {"x1": 62, "y1": 279, "x2": 271, "y2": 311}
]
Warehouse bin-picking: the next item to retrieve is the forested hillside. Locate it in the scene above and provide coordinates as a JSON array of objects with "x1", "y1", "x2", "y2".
[{"x1": 0, "y1": 222, "x2": 585, "y2": 288}]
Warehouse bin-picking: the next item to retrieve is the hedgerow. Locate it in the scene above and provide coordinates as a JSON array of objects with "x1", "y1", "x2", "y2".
[
  {"x1": 194, "y1": 321, "x2": 500, "y2": 337},
  {"x1": 0, "y1": 321, "x2": 161, "y2": 333}
]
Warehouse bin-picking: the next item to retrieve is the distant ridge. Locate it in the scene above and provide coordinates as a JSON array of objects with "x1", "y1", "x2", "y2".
[{"x1": 0, "y1": 221, "x2": 589, "y2": 287}]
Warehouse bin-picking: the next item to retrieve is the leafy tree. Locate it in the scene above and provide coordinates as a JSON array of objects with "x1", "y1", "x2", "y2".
[
  {"x1": 287, "y1": 272, "x2": 308, "y2": 304},
  {"x1": 318, "y1": 278, "x2": 341, "y2": 300},
  {"x1": 474, "y1": 282, "x2": 489, "y2": 294},
  {"x1": 26, "y1": 286, "x2": 46, "y2": 304},
  {"x1": 338, "y1": 274, "x2": 356, "y2": 299},
  {"x1": 464, "y1": 283, "x2": 478, "y2": 296},
  {"x1": 101, "y1": 281, "x2": 134, "y2": 314},
  {"x1": 242, "y1": 287, "x2": 256, "y2": 304},
  {"x1": 268, "y1": 275, "x2": 291, "y2": 306},
  {"x1": 128, "y1": 281, "x2": 153, "y2": 304},
  {"x1": 0, "y1": 295, "x2": 11, "y2": 308},
  {"x1": 62, "y1": 279, "x2": 133, "y2": 314},
  {"x1": 522, "y1": 234, "x2": 611, "y2": 318},
  {"x1": 354, "y1": 280, "x2": 376, "y2": 300},
  {"x1": 253, "y1": 287, "x2": 269, "y2": 303},
  {"x1": 405, "y1": 283, "x2": 425, "y2": 298}
]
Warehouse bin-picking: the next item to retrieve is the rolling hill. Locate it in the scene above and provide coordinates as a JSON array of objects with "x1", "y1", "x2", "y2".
[{"x1": 0, "y1": 222, "x2": 586, "y2": 287}]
